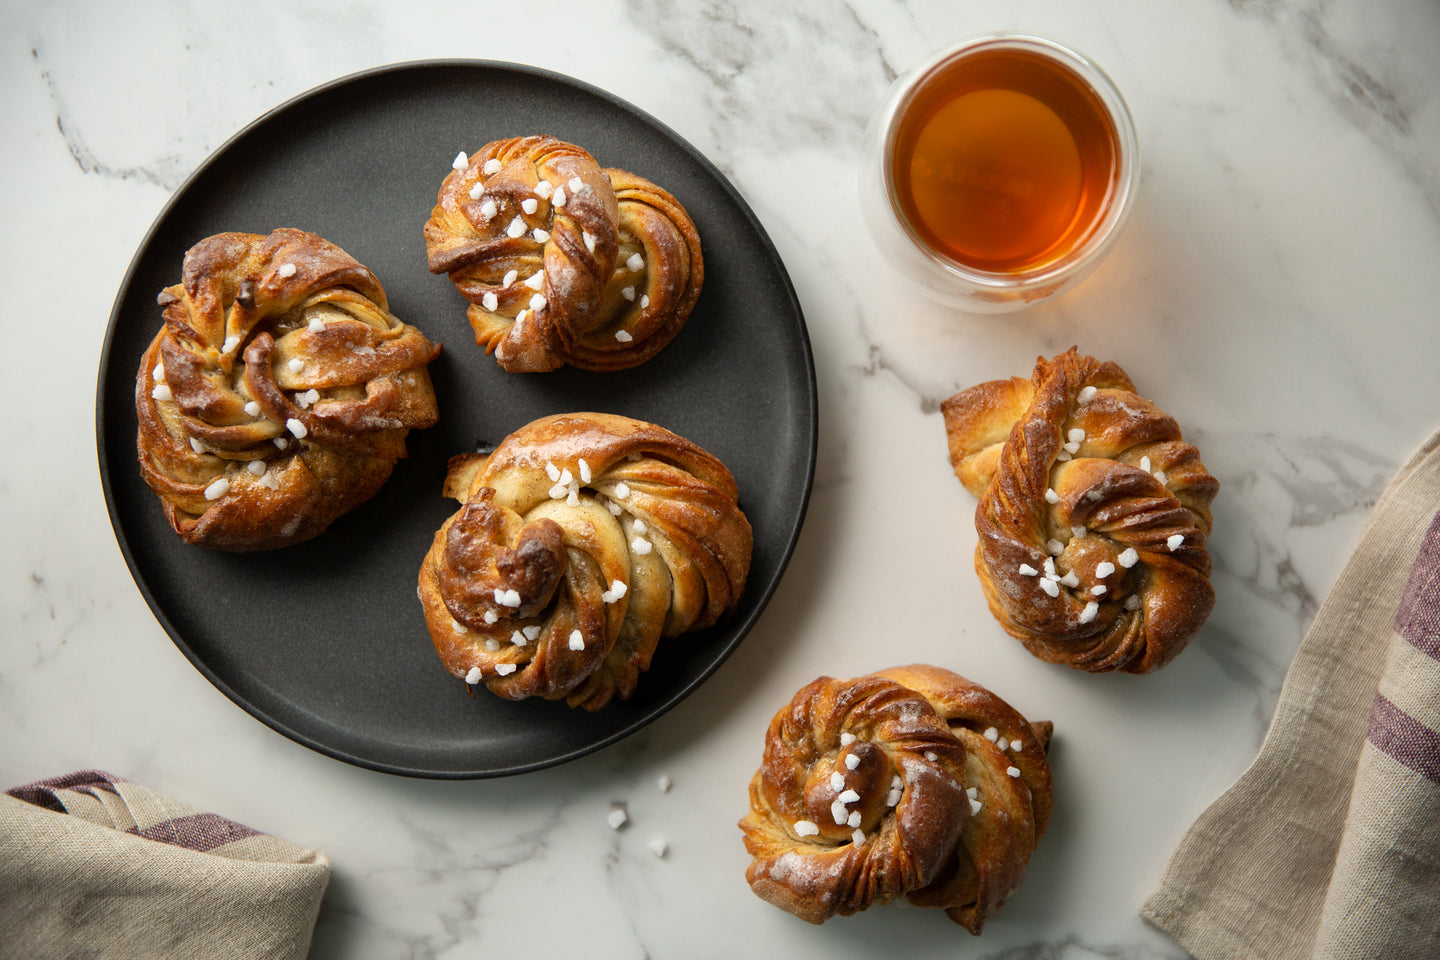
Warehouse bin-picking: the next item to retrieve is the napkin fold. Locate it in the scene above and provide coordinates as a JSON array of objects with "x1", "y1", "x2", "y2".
[
  {"x1": 0, "y1": 770, "x2": 330, "y2": 959},
  {"x1": 1142, "y1": 430, "x2": 1440, "y2": 960}
]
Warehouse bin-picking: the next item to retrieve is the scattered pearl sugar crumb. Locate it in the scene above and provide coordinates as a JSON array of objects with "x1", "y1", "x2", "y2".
[
  {"x1": 1167, "y1": 534, "x2": 1185, "y2": 551},
  {"x1": 607, "y1": 804, "x2": 628, "y2": 830},
  {"x1": 657, "y1": 774, "x2": 672, "y2": 793},
  {"x1": 648, "y1": 838, "x2": 668, "y2": 859}
]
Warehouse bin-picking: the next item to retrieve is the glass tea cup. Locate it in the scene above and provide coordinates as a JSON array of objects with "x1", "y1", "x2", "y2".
[{"x1": 859, "y1": 34, "x2": 1139, "y2": 313}]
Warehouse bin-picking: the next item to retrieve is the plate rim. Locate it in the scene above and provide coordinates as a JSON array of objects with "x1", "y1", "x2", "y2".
[{"x1": 94, "y1": 58, "x2": 818, "y2": 779}]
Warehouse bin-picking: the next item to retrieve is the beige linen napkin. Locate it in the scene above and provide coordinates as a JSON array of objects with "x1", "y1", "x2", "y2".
[
  {"x1": 0, "y1": 770, "x2": 330, "y2": 959},
  {"x1": 1142, "y1": 430, "x2": 1440, "y2": 960}
]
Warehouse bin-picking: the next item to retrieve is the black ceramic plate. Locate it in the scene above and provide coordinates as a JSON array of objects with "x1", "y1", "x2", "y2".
[{"x1": 96, "y1": 60, "x2": 815, "y2": 778}]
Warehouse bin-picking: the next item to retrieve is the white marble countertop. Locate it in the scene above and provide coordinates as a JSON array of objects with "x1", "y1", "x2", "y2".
[{"x1": 5, "y1": 1, "x2": 1440, "y2": 957}]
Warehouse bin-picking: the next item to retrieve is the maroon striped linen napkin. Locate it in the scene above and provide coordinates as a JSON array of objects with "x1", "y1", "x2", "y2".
[
  {"x1": 1142, "y1": 430, "x2": 1440, "y2": 959},
  {"x1": 0, "y1": 770, "x2": 330, "y2": 959}
]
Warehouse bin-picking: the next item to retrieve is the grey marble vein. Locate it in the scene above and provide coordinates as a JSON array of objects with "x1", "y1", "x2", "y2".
[
  {"x1": 1229, "y1": 0, "x2": 1440, "y2": 216},
  {"x1": 31, "y1": 46, "x2": 187, "y2": 192},
  {"x1": 623, "y1": 0, "x2": 896, "y2": 152}
]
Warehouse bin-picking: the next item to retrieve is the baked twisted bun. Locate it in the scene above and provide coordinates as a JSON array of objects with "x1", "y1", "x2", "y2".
[
  {"x1": 423, "y1": 135, "x2": 701, "y2": 372},
  {"x1": 739, "y1": 665, "x2": 1052, "y2": 934},
  {"x1": 942, "y1": 348, "x2": 1219, "y2": 673},
  {"x1": 417, "y1": 413, "x2": 751, "y2": 709},
  {"x1": 136, "y1": 228, "x2": 441, "y2": 550}
]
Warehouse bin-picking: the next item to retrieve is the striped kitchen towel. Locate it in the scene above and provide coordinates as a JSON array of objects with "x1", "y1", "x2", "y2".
[
  {"x1": 0, "y1": 770, "x2": 330, "y2": 959},
  {"x1": 1142, "y1": 430, "x2": 1440, "y2": 959}
]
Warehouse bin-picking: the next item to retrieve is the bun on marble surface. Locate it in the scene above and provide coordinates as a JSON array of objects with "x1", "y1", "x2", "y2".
[
  {"x1": 135, "y1": 227, "x2": 441, "y2": 551},
  {"x1": 942, "y1": 347, "x2": 1219, "y2": 673},
  {"x1": 739, "y1": 665, "x2": 1052, "y2": 934},
  {"x1": 424, "y1": 135, "x2": 701, "y2": 372},
  {"x1": 417, "y1": 412, "x2": 751, "y2": 710}
]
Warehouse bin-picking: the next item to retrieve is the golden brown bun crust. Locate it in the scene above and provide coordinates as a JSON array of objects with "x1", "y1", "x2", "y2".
[
  {"x1": 942, "y1": 347, "x2": 1219, "y2": 673},
  {"x1": 424, "y1": 136, "x2": 702, "y2": 372},
  {"x1": 417, "y1": 413, "x2": 752, "y2": 709},
  {"x1": 135, "y1": 227, "x2": 440, "y2": 551},
  {"x1": 739, "y1": 665, "x2": 1052, "y2": 934}
]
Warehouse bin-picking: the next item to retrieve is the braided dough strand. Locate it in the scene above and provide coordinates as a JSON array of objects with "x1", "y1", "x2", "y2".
[
  {"x1": 942, "y1": 348, "x2": 1219, "y2": 673},
  {"x1": 418, "y1": 413, "x2": 752, "y2": 709},
  {"x1": 739, "y1": 666, "x2": 1053, "y2": 933},
  {"x1": 136, "y1": 228, "x2": 440, "y2": 550}
]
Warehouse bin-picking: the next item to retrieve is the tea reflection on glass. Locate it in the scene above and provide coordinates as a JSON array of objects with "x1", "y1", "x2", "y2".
[{"x1": 860, "y1": 35, "x2": 1139, "y2": 312}]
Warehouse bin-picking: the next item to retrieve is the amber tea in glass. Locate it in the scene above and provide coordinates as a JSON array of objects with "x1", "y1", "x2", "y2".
[{"x1": 860, "y1": 35, "x2": 1138, "y2": 311}]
